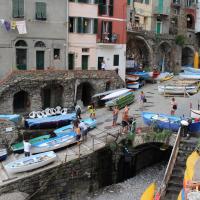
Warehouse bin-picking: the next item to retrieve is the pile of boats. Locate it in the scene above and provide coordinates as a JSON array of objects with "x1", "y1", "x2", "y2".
[
  {"x1": 3, "y1": 117, "x2": 97, "y2": 174},
  {"x1": 180, "y1": 67, "x2": 200, "y2": 80}
]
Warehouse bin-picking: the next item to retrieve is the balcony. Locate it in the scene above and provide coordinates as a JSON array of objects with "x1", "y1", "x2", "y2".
[
  {"x1": 127, "y1": 22, "x2": 145, "y2": 32},
  {"x1": 153, "y1": 6, "x2": 170, "y2": 16},
  {"x1": 97, "y1": 33, "x2": 118, "y2": 45},
  {"x1": 98, "y1": 5, "x2": 113, "y2": 16}
]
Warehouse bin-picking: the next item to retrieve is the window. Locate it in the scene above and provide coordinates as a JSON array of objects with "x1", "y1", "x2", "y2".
[
  {"x1": 54, "y1": 49, "x2": 60, "y2": 59},
  {"x1": 82, "y1": 55, "x2": 89, "y2": 70},
  {"x1": 77, "y1": 18, "x2": 97, "y2": 34},
  {"x1": 82, "y1": 48, "x2": 89, "y2": 52},
  {"x1": 113, "y1": 55, "x2": 119, "y2": 66},
  {"x1": 69, "y1": 17, "x2": 75, "y2": 32},
  {"x1": 34, "y1": 41, "x2": 46, "y2": 48},
  {"x1": 12, "y1": 0, "x2": 24, "y2": 18},
  {"x1": 68, "y1": 54, "x2": 74, "y2": 70},
  {"x1": 35, "y1": 2, "x2": 47, "y2": 20}
]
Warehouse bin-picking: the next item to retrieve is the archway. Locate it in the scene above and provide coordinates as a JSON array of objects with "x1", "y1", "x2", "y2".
[
  {"x1": 157, "y1": 42, "x2": 171, "y2": 71},
  {"x1": 41, "y1": 84, "x2": 64, "y2": 109},
  {"x1": 182, "y1": 47, "x2": 194, "y2": 67},
  {"x1": 76, "y1": 82, "x2": 94, "y2": 106},
  {"x1": 126, "y1": 36, "x2": 151, "y2": 69},
  {"x1": 15, "y1": 40, "x2": 27, "y2": 70},
  {"x1": 13, "y1": 91, "x2": 30, "y2": 113}
]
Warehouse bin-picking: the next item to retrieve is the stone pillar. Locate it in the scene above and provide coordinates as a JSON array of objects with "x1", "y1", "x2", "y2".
[
  {"x1": 0, "y1": 94, "x2": 13, "y2": 114},
  {"x1": 30, "y1": 90, "x2": 42, "y2": 111},
  {"x1": 63, "y1": 81, "x2": 74, "y2": 108}
]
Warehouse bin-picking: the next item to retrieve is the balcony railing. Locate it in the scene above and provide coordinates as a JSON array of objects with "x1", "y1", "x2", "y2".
[
  {"x1": 154, "y1": 6, "x2": 170, "y2": 16},
  {"x1": 98, "y1": 33, "x2": 118, "y2": 44},
  {"x1": 98, "y1": 5, "x2": 113, "y2": 16}
]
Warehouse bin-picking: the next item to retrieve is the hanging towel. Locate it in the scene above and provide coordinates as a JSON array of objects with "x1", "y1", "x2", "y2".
[
  {"x1": 11, "y1": 21, "x2": 16, "y2": 30},
  {"x1": 0, "y1": 19, "x2": 5, "y2": 26},
  {"x1": 4, "y1": 21, "x2": 11, "y2": 31},
  {"x1": 16, "y1": 20, "x2": 27, "y2": 34}
]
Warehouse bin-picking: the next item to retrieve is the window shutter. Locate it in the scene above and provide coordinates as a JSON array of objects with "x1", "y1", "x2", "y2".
[
  {"x1": 77, "y1": 17, "x2": 83, "y2": 33},
  {"x1": 36, "y1": 2, "x2": 41, "y2": 19},
  {"x1": 12, "y1": 0, "x2": 19, "y2": 18},
  {"x1": 36, "y1": 2, "x2": 46, "y2": 20},
  {"x1": 41, "y1": 2, "x2": 46, "y2": 19},
  {"x1": 93, "y1": 19, "x2": 98, "y2": 34},
  {"x1": 110, "y1": 0, "x2": 113, "y2": 16},
  {"x1": 18, "y1": 0, "x2": 24, "y2": 17}
]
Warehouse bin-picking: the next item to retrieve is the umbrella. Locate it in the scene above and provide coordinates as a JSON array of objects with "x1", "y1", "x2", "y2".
[
  {"x1": 194, "y1": 51, "x2": 199, "y2": 69},
  {"x1": 140, "y1": 183, "x2": 156, "y2": 200}
]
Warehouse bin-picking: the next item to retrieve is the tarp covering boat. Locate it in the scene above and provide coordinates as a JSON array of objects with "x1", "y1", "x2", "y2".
[
  {"x1": 0, "y1": 114, "x2": 21, "y2": 123},
  {"x1": 25, "y1": 113, "x2": 76, "y2": 129},
  {"x1": 5, "y1": 151, "x2": 56, "y2": 174}
]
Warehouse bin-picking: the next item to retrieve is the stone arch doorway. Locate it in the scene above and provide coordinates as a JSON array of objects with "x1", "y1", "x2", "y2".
[
  {"x1": 157, "y1": 42, "x2": 171, "y2": 71},
  {"x1": 186, "y1": 14, "x2": 195, "y2": 29},
  {"x1": 13, "y1": 91, "x2": 30, "y2": 113},
  {"x1": 41, "y1": 84, "x2": 64, "y2": 109},
  {"x1": 182, "y1": 47, "x2": 194, "y2": 67},
  {"x1": 77, "y1": 82, "x2": 94, "y2": 106},
  {"x1": 127, "y1": 36, "x2": 152, "y2": 68}
]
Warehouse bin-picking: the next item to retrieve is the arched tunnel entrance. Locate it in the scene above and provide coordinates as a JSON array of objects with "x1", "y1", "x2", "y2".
[
  {"x1": 182, "y1": 47, "x2": 194, "y2": 67},
  {"x1": 76, "y1": 82, "x2": 95, "y2": 106},
  {"x1": 13, "y1": 90, "x2": 30, "y2": 113}
]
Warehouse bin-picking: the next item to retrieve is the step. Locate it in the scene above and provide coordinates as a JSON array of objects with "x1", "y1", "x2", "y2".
[
  {"x1": 164, "y1": 192, "x2": 179, "y2": 200},
  {"x1": 175, "y1": 160, "x2": 186, "y2": 168},
  {"x1": 168, "y1": 180, "x2": 182, "y2": 188},
  {"x1": 166, "y1": 185, "x2": 182, "y2": 194}
]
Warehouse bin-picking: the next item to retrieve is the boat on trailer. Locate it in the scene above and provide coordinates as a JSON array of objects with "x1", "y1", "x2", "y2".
[{"x1": 4, "y1": 151, "x2": 57, "y2": 174}]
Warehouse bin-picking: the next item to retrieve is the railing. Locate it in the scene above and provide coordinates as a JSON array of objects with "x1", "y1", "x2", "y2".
[
  {"x1": 154, "y1": 6, "x2": 170, "y2": 16},
  {"x1": 159, "y1": 127, "x2": 182, "y2": 199},
  {"x1": 99, "y1": 33, "x2": 118, "y2": 44}
]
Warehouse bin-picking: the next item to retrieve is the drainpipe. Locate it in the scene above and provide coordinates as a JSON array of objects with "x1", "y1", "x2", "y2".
[{"x1": 65, "y1": 0, "x2": 69, "y2": 70}]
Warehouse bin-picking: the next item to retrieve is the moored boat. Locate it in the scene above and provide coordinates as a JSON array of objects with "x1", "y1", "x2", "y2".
[
  {"x1": 126, "y1": 82, "x2": 140, "y2": 89},
  {"x1": 0, "y1": 149, "x2": 7, "y2": 161},
  {"x1": 31, "y1": 131, "x2": 77, "y2": 154},
  {"x1": 184, "y1": 67, "x2": 200, "y2": 73},
  {"x1": 179, "y1": 73, "x2": 200, "y2": 80},
  {"x1": 4, "y1": 151, "x2": 57, "y2": 174},
  {"x1": 158, "y1": 85, "x2": 197, "y2": 94},
  {"x1": 126, "y1": 75, "x2": 139, "y2": 81},
  {"x1": 191, "y1": 109, "x2": 200, "y2": 118}
]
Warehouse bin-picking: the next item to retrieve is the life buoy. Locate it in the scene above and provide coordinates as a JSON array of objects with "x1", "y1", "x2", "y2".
[
  {"x1": 36, "y1": 111, "x2": 43, "y2": 118},
  {"x1": 61, "y1": 108, "x2": 68, "y2": 115},
  {"x1": 56, "y1": 106, "x2": 62, "y2": 115},
  {"x1": 41, "y1": 110, "x2": 47, "y2": 118},
  {"x1": 50, "y1": 108, "x2": 56, "y2": 115},
  {"x1": 29, "y1": 111, "x2": 36, "y2": 119}
]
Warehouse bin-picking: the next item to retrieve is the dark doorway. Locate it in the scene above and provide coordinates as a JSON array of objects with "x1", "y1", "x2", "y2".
[
  {"x1": 77, "y1": 82, "x2": 94, "y2": 106},
  {"x1": 68, "y1": 53, "x2": 74, "y2": 70},
  {"x1": 16, "y1": 49, "x2": 27, "y2": 70},
  {"x1": 13, "y1": 91, "x2": 30, "y2": 113},
  {"x1": 82, "y1": 55, "x2": 89, "y2": 70},
  {"x1": 182, "y1": 47, "x2": 194, "y2": 67},
  {"x1": 98, "y1": 57, "x2": 104, "y2": 70},
  {"x1": 36, "y1": 51, "x2": 45, "y2": 70},
  {"x1": 41, "y1": 84, "x2": 63, "y2": 109}
]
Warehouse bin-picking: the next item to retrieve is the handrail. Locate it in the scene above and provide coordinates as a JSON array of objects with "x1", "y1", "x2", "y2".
[{"x1": 159, "y1": 127, "x2": 182, "y2": 198}]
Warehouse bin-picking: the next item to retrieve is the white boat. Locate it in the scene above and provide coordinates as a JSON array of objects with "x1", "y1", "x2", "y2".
[
  {"x1": 126, "y1": 82, "x2": 140, "y2": 89},
  {"x1": 184, "y1": 67, "x2": 200, "y2": 73},
  {"x1": 179, "y1": 73, "x2": 200, "y2": 80},
  {"x1": 158, "y1": 85, "x2": 198, "y2": 94},
  {"x1": 101, "y1": 89, "x2": 131, "y2": 100},
  {"x1": 191, "y1": 109, "x2": 200, "y2": 118},
  {"x1": 126, "y1": 75, "x2": 139, "y2": 81},
  {"x1": 4, "y1": 151, "x2": 57, "y2": 174}
]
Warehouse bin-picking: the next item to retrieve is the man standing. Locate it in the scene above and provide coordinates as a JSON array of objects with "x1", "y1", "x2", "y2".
[
  {"x1": 78, "y1": 121, "x2": 88, "y2": 141},
  {"x1": 75, "y1": 102, "x2": 82, "y2": 119},
  {"x1": 23, "y1": 139, "x2": 31, "y2": 157},
  {"x1": 101, "y1": 60, "x2": 107, "y2": 71}
]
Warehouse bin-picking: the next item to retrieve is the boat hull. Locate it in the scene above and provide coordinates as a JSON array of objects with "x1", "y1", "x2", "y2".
[
  {"x1": 158, "y1": 85, "x2": 197, "y2": 94},
  {"x1": 179, "y1": 73, "x2": 200, "y2": 80},
  {"x1": 0, "y1": 149, "x2": 7, "y2": 161},
  {"x1": 5, "y1": 151, "x2": 56, "y2": 174},
  {"x1": 191, "y1": 110, "x2": 200, "y2": 118},
  {"x1": 0, "y1": 114, "x2": 21, "y2": 123},
  {"x1": 126, "y1": 82, "x2": 140, "y2": 89},
  {"x1": 126, "y1": 75, "x2": 139, "y2": 81}
]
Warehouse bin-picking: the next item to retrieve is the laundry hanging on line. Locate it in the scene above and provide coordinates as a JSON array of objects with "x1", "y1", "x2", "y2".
[{"x1": 16, "y1": 20, "x2": 27, "y2": 34}]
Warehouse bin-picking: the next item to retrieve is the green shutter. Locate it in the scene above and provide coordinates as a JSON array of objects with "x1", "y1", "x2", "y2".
[
  {"x1": 110, "y1": 0, "x2": 113, "y2": 16},
  {"x1": 127, "y1": 0, "x2": 131, "y2": 5},
  {"x1": 36, "y1": 2, "x2": 46, "y2": 20},
  {"x1": 12, "y1": 0, "x2": 19, "y2": 18},
  {"x1": 18, "y1": 0, "x2": 24, "y2": 17},
  {"x1": 93, "y1": 19, "x2": 98, "y2": 34},
  {"x1": 77, "y1": 17, "x2": 83, "y2": 33}
]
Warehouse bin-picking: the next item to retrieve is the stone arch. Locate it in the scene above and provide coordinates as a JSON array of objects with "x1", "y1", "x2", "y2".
[
  {"x1": 76, "y1": 82, "x2": 95, "y2": 106},
  {"x1": 41, "y1": 83, "x2": 64, "y2": 109},
  {"x1": 34, "y1": 41, "x2": 46, "y2": 48},
  {"x1": 13, "y1": 90, "x2": 30, "y2": 113},
  {"x1": 182, "y1": 46, "x2": 194, "y2": 67},
  {"x1": 127, "y1": 35, "x2": 152, "y2": 68},
  {"x1": 15, "y1": 40, "x2": 28, "y2": 70},
  {"x1": 157, "y1": 41, "x2": 171, "y2": 71}
]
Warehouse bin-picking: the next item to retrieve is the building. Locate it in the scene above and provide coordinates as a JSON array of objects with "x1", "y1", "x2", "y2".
[
  {"x1": 96, "y1": 0, "x2": 127, "y2": 80},
  {"x1": 0, "y1": 0, "x2": 68, "y2": 79}
]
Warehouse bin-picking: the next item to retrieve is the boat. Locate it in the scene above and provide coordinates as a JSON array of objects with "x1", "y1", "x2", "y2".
[
  {"x1": 155, "y1": 72, "x2": 173, "y2": 81},
  {"x1": 158, "y1": 85, "x2": 198, "y2": 94},
  {"x1": 105, "y1": 92, "x2": 134, "y2": 110},
  {"x1": 101, "y1": 89, "x2": 131, "y2": 100},
  {"x1": 0, "y1": 114, "x2": 21, "y2": 123},
  {"x1": 161, "y1": 74, "x2": 174, "y2": 81},
  {"x1": 142, "y1": 112, "x2": 200, "y2": 133},
  {"x1": 179, "y1": 73, "x2": 200, "y2": 80},
  {"x1": 25, "y1": 113, "x2": 76, "y2": 129},
  {"x1": 54, "y1": 118, "x2": 96, "y2": 135},
  {"x1": 127, "y1": 71, "x2": 150, "y2": 80},
  {"x1": 4, "y1": 151, "x2": 57, "y2": 174},
  {"x1": 191, "y1": 109, "x2": 200, "y2": 118},
  {"x1": 0, "y1": 149, "x2": 7, "y2": 161},
  {"x1": 11, "y1": 135, "x2": 51, "y2": 153},
  {"x1": 31, "y1": 131, "x2": 77, "y2": 154},
  {"x1": 126, "y1": 75, "x2": 139, "y2": 81},
  {"x1": 184, "y1": 67, "x2": 200, "y2": 73},
  {"x1": 142, "y1": 112, "x2": 182, "y2": 132},
  {"x1": 126, "y1": 82, "x2": 140, "y2": 89}
]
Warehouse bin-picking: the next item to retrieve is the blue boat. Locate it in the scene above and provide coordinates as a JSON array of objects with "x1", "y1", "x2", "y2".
[
  {"x1": 25, "y1": 113, "x2": 76, "y2": 129},
  {"x1": 31, "y1": 131, "x2": 77, "y2": 154},
  {"x1": 127, "y1": 72, "x2": 150, "y2": 80},
  {"x1": 54, "y1": 118, "x2": 96, "y2": 135},
  {"x1": 184, "y1": 67, "x2": 200, "y2": 74},
  {"x1": 0, "y1": 149, "x2": 7, "y2": 161},
  {"x1": 0, "y1": 114, "x2": 21, "y2": 123}
]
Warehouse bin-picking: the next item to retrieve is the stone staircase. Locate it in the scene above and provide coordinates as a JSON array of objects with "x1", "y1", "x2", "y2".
[{"x1": 164, "y1": 139, "x2": 197, "y2": 200}]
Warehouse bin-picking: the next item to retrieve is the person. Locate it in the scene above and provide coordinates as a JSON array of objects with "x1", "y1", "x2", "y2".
[
  {"x1": 88, "y1": 103, "x2": 96, "y2": 119},
  {"x1": 101, "y1": 60, "x2": 107, "y2": 71},
  {"x1": 112, "y1": 106, "x2": 119, "y2": 126},
  {"x1": 23, "y1": 139, "x2": 31, "y2": 157},
  {"x1": 139, "y1": 91, "x2": 146, "y2": 110},
  {"x1": 78, "y1": 120, "x2": 88, "y2": 141},
  {"x1": 171, "y1": 97, "x2": 177, "y2": 115},
  {"x1": 121, "y1": 105, "x2": 129, "y2": 134},
  {"x1": 75, "y1": 102, "x2": 82, "y2": 119},
  {"x1": 73, "y1": 120, "x2": 81, "y2": 144}
]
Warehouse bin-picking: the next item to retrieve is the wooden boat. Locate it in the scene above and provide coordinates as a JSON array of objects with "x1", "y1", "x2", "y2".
[
  {"x1": 179, "y1": 73, "x2": 200, "y2": 80},
  {"x1": 158, "y1": 85, "x2": 198, "y2": 94},
  {"x1": 54, "y1": 118, "x2": 96, "y2": 135},
  {"x1": 126, "y1": 82, "x2": 140, "y2": 89},
  {"x1": 0, "y1": 114, "x2": 21, "y2": 123},
  {"x1": 0, "y1": 149, "x2": 7, "y2": 161},
  {"x1": 126, "y1": 75, "x2": 139, "y2": 81},
  {"x1": 31, "y1": 131, "x2": 77, "y2": 154},
  {"x1": 11, "y1": 135, "x2": 51, "y2": 153},
  {"x1": 4, "y1": 151, "x2": 57, "y2": 174},
  {"x1": 105, "y1": 92, "x2": 134, "y2": 110},
  {"x1": 127, "y1": 71, "x2": 150, "y2": 80},
  {"x1": 191, "y1": 109, "x2": 200, "y2": 118},
  {"x1": 101, "y1": 89, "x2": 131, "y2": 100},
  {"x1": 25, "y1": 113, "x2": 76, "y2": 129}
]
